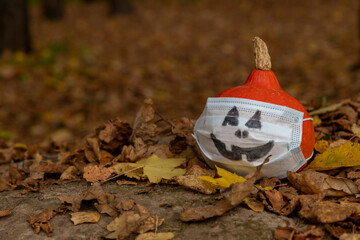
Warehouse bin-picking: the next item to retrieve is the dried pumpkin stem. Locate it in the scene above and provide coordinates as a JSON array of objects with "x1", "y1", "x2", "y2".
[{"x1": 253, "y1": 36, "x2": 271, "y2": 70}]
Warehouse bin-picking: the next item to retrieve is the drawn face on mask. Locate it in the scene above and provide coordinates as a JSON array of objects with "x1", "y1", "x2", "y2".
[{"x1": 210, "y1": 106, "x2": 274, "y2": 162}]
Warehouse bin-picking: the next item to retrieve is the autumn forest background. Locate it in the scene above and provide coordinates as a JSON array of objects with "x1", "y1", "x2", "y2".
[{"x1": 1, "y1": 0, "x2": 359, "y2": 145}]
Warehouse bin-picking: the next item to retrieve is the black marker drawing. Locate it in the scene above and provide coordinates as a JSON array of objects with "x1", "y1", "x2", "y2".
[
  {"x1": 222, "y1": 106, "x2": 239, "y2": 126},
  {"x1": 211, "y1": 109, "x2": 273, "y2": 162},
  {"x1": 245, "y1": 110, "x2": 262, "y2": 129}
]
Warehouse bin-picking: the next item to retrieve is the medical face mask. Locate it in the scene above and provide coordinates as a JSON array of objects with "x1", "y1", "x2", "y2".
[{"x1": 193, "y1": 97, "x2": 313, "y2": 179}]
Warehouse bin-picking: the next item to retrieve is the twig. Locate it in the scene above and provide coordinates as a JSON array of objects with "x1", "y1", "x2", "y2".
[
  {"x1": 103, "y1": 166, "x2": 144, "y2": 183},
  {"x1": 127, "y1": 88, "x2": 175, "y2": 128}
]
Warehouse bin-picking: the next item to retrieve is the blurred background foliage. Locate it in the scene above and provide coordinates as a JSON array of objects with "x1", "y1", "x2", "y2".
[{"x1": 0, "y1": 0, "x2": 359, "y2": 145}]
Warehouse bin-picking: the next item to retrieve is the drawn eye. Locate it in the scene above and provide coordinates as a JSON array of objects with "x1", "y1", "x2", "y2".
[
  {"x1": 245, "y1": 110, "x2": 262, "y2": 129},
  {"x1": 222, "y1": 106, "x2": 238, "y2": 126}
]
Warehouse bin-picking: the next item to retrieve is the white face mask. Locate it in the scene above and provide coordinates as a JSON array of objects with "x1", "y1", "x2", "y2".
[{"x1": 193, "y1": 97, "x2": 313, "y2": 179}]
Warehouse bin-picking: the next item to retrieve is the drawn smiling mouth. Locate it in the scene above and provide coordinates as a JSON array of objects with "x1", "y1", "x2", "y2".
[{"x1": 210, "y1": 133, "x2": 274, "y2": 162}]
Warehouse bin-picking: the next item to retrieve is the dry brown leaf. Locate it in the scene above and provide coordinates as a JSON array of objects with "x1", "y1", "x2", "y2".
[
  {"x1": 274, "y1": 226, "x2": 295, "y2": 240},
  {"x1": 244, "y1": 198, "x2": 264, "y2": 212},
  {"x1": 136, "y1": 203, "x2": 164, "y2": 234},
  {"x1": 87, "y1": 137, "x2": 101, "y2": 161},
  {"x1": 130, "y1": 98, "x2": 157, "y2": 143},
  {"x1": 185, "y1": 164, "x2": 215, "y2": 177},
  {"x1": 58, "y1": 183, "x2": 117, "y2": 216},
  {"x1": 339, "y1": 233, "x2": 360, "y2": 240},
  {"x1": 325, "y1": 224, "x2": 352, "y2": 238},
  {"x1": 106, "y1": 211, "x2": 141, "y2": 239},
  {"x1": 288, "y1": 170, "x2": 359, "y2": 196},
  {"x1": 99, "y1": 151, "x2": 114, "y2": 163},
  {"x1": 0, "y1": 209, "x2": 12, "y2": 217},
  {"x1": 264, "y1": 190, "x2": 286, "y2": 211},
  {"x1": 259, "y1": 177, "x2": 281, "y2": 188},
  {"x1": 116, "y1": 199, "x2": 135, "y2": 211},
  {"x1": 70, "y1": 212, "x2": 100, "y2": 225},
  {"x1": 347, "y1": 171, "x2": 360, "y2": 179},
  {"x1": 298, "y1": 196, "x2": 357, "y2": 223},
  {"x1": 336, "y1": 106, "x2": 358, "y2": 124},
  {"x1": 60, "y1": 166, "x2": 78, "y2": 181},
  {"x1": 0, "y1": 178, "x2": 12, "y2": 192},
  {"x1": 135, "y1": 232, "x2": 175, "y2": 240},
  {"x1": 274, "y1": 225, "x2": 324, "y2": 240},
  {"x1": 27, "y1": 209, "x2": 56, "y2": 237},
  {"x1": 83, "y1": 165, "x2": 114, "y2": 183},
  {"x1": 174, "y1": 175, "x2": 217, "y2": 194}
]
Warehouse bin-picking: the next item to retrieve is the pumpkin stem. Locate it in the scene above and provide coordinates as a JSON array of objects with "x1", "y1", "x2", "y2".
[{"x1": 253, "y1": 37, "x2": 271, "y2": 71}]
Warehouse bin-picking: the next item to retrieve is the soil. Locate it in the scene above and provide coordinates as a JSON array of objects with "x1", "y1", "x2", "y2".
[{"x1": 0, "y1": 180, "x2": 330, "y2": 240}]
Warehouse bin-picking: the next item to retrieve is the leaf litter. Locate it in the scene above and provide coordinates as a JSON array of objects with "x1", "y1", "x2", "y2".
[{"x1": 2, "y1": 97, "x2": 360, "y2": 238}]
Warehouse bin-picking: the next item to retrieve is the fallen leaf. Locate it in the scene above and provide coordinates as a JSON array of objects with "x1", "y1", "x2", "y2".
[
  {"x1": 314, "y1": 140, "x2": 329, "y2": 153},
  {"x1": 130, "y1": 98, "x2": 157, "y2": 143},
  {"x1": 274, "y1": 225, "x2": 324, "y2": 240},
  {"x1": 288, "y1": 170, "x2": 359, "y2": 196},
  {"x1": 136, "y1": 203, "x2": 164, "y2": 234},
  {"x1": 325, "y1": 224, "x2": 352, "y2": 238},
  {"x1": 106, "y1": 211, "x2": 141, "y2": 239},
  {"x1": 116, "y1": 199, "x2": 135, "y2": 211},
  {"x1": 313, "y1": 115, "x2": 322, "y2": 127},
  {"x1": 112, "y1": 162, "x2": 144, "y2": 180},
  {"x1": 306, "y1": 142, "x2": 360, "y2": 170},
  {"x1": 0, "y1": 209, "x2": 12, "y2": 217},
  {"x1": 199, "y1": 166, "x2": 246, "y2": 189},
  {"x1": 87, "y1": 137, "x2": 101, "y2": 161},
  {"x1": 244, "y1": 198, "x2": 264, "y2": 212},
  {"x1": 70, "y1": 212, "x2": 100, "y2": 225},
  {"x1": 58, "y1": 183, "x2": 117, "y2": 216},
  {"x1": 263, "y1": 190, "x2": 286, "y2": 211},
  {"x1": 136, "y1": 154, "x2": 185, "y2": 183},
  {"x1": 27, "y1": 209, "x2": 56, "y2": 237},
  {"x1": 174, "y1": 175, "x2": 217, "y2": 194},
  {"x1": 339, "y1": 233, "x2": 360, "y2": 240},
  {"x1": 135, "y1": 232, "x2": 175, "y2": 240},
  {"x1": 83, "y1": 165, "x2": 114, "y2": 183},
  {"x1": 180, "y1": 157, "x2": 269, "y2": 221},
  {"x1": 298, "y1": 198, "x2": 357, "y2": 223},
  {"x1": 60, "y1": 166, "x2": 78, "y2": 181},
  {"x1": 309, "y1": 102, "x2": 344, "y2": 116}
]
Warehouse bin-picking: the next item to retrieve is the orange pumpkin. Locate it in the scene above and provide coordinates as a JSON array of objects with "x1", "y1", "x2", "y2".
[{"x1": 216, "y1": 37, "x2": 314, "y2": 170}]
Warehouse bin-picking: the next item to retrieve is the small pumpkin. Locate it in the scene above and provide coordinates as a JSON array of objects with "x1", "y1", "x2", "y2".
[{"x1": 216, "y1": 37, "x2": 314, "y2": 170}]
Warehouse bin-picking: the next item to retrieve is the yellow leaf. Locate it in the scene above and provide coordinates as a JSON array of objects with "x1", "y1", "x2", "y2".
[
  {"x1": 136, "y1": 155, "x2": 185, "y2": 183},
  {"x1": 314, "y1": 140, "x2": 329, "y2": 153},
  {"x1": 255, "y1": 184, "x2": 273, "y2": 191},
  {"x1": 312, "y1": 115, "x2": 322, "y2": 127},
  {"x1": 306, "y1": 142, "x2": 360, "y2": 171},
  {"x1": 199, "y1": 166, "x2": 246, "y2": 189},
  {"x1": 111, "y1": 162, "x2": 144, "y2": 180}
]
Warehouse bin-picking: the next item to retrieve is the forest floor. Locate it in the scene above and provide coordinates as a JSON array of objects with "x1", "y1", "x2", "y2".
[{"x1": 1, "y1": 1, "x2": 360, "y2": 239}]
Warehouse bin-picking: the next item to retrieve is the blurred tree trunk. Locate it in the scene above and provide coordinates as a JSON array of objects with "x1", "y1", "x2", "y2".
[
  {"x1": 0, "y1": 0, "x2": 32, "y2": 54},
  {"x1": 109, "y1": 0, "x2": 134, "y2": 15},
  {"x1": 42, "y1": 0, "x2": 64, "y2": 20}
]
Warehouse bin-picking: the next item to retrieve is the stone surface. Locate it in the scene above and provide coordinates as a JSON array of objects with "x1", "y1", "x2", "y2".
[{"x1": 0, "y1": 180, "x2": 326, "y2": 240}]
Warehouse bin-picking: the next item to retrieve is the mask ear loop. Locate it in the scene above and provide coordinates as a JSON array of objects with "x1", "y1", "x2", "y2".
[{"x1": 303, "y1": 118, "x2": 313, "y2": 122}]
